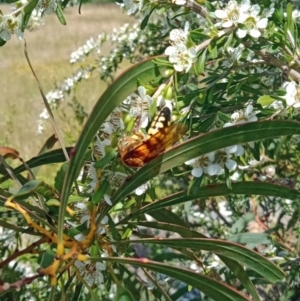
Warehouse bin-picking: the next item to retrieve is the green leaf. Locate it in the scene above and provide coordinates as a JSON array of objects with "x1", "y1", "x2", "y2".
[
  {"x1": 54, "y1": 162, "x2": 69, "y2": 194},
  {"x1": 147, "y1": 208, "x2": 188, "y2": 228},
  {"x1": 141, "y1": 6, "x2": 156, "y2": 30},
  {"x1": 123, "y1": 238, "x2": 285, "y2": 283},
  {"x1": 286, "y1": 3, "x2": 293, "y2": 33},
  {"x1": 196, "y1": 48, "x2": 207, "y2": 75},
  {"x1": 120, "y1": 182, "x2": 300, "y2": 222},
  {"x1": 16, "y1": 180, "x2": 58, "y2": 201},
  {"x1": 92, "y1": 180, "x2": 109, "y2": 204},
  {"x1": 58, "y1": 56, "x2": 169, "y2": 243},
  {"x1": 0, "y1": 37, "x2": 6, "y2": 46},
  {"x1": 257, "y1": 95, "x2": 275, "y2": 106},
  {"x1": 109, "y1": 120, "x2": 300, "y2": 216},
  {"x1": 40, "y1": 249, "x2": 55, "y2": 268},
  {"x1": 94, "y1": 257, "x2": 253, "y2": 301},
  {"x1": 220, "y1": 257, "x2": 261, "y2": 301},
  {"x1": 116, "y1": 284, "x2": 136, "y2": 301},
  {"x1": 0, "y1": 147, "x2": 73, "y2": 184},
  {"x1": 94, "y1": 149, "x2": 117, "y2": 169},
  {"x1": 61, "y1": 0, "x2": 69, "y2": 9},
  {"x1": 55, "y1": 4, "x2": 67, "y2": 25},
  {"x1": 31, "y1": 134, "x2": 58, "y2": 176},
  {"x1": 22, "y1": 0, "x2": 39, "y2": 31},
  {"x1": 187, "y1": 176, "x2": 203, "y2": 195},
  {"x1": 127, "y1": 221, "x2": 206, "y2": 238},
  {"x1": 230, "y1": 213, "x2": 255, "y2": 233},
  {"x1": 126, "y1": 221, "x2": 260, "y2": 301},
  {"x1": 227, "y1": 233, "x2": 271, "y2": 245}
]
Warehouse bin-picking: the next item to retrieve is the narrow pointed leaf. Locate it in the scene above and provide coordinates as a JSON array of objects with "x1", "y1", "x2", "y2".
[
  {"x1": 0, "y1": 147, "x2": 73, "y2": 183},
  {"x1": 93, "y1": 257, "x2": 252, "y2": 301},
  {"x1": 120, "y1": 182, "x2": 300, "y2": 222},
  {"x1": 126, "y1": 222, "x2": 260, "y2": 301},
  {"x1": 122, "y1": 238, "x2": 285, "y2": 283}
]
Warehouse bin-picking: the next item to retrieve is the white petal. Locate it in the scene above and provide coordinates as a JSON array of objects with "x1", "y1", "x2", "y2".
[
  {"x1": 185, "y1": 158, "x2": 197, "y2": 165},
  {"x1": 226, "y1": 145, "x2": 237, "y2": 153},
  {"x1": 222, "y1": 21, "x2": 234, "y2": 28},
  {"x1": 240, "y1": 0, "x2": 251, "y2": 11},
  {"x1": 257, "y1": 18, "x2": 268, "y2": 29},
  {"x1": 250, "y1": 4, "x2": 260, "y2": 16},
  {"x1": 235, "y1": 145, "x2": 244, "y2": 156},
  {"x1": 138, "y1": 86, "x2": 146, "y2": 98},
  {"x1": 165, "y1": 46, "x2": 175, "y2": 55},
  {"x1": 245, "y1": 105, "x2": 253, "y2": 115},
  {"x1": 96, "y1": 262, "x2": 106, "y2": 270},
  {"x1": 207, "y1": 164, "x2": 222, "y2": 176},
  {"x1": 101, "y1": 215, "x2": 109, "y2": 224},
  {"x1": 223, "y1": 122, "x2": 234, "y2": 127},
  {"x1": 236, "y1": 28, "x2": 247, "y2": 38},
  {"x1": 249, "y1": 29, "x2": 261, "y2": 38},
  {"x1": 207, "y1": 152, "x2": 215, "y2": 161},
  {"x1": 286, "y1": 95, "x2": 296, "y2": 106},
  {"x1": 104, "y1": 194, "x2": 112, "y2": 206},
  {"x1": 135, "y1": 183, "x2": 149, "y2": 195},
  {"x1": 215, "y1": 9, "x2": 228, "y2": 19},
  {"x1": 225, "y1": 159, "x2": 237, "y2": 170},
  {"x1": 191, "y1": 167, "x2": 203, "y2": 177}
]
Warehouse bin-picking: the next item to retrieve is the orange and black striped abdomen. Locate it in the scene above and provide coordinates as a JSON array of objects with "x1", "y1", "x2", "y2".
[{"x1": 121, "y1": 107, "x2": 187, "y2": 168}]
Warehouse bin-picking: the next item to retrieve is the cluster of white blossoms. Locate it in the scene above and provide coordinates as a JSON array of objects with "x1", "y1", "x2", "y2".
[
  {"x1": 165, "y1": 22, "x2": 197, "y2": 73},
  {"x1": 283, "y1": 81, "x2": 300, "y2": 108},
  {"x1": 215, "y1": 0, "x2": 273, "y2": 39},
  {"x1": 185, "y1": 104, "x2": 258, "y2": 178},
  {"x1": 0, "y1": 0, "x2": 59, "y2": 41}
]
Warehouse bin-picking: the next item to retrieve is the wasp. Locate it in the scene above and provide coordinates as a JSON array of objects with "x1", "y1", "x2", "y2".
[{"x1": 119, "y1": 107, "x2": 187, "y2": 168}]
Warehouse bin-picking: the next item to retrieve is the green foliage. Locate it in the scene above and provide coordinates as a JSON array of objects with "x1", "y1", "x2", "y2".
[{"x1": 1, "y1": 0, "x2": 300, "y2": 300}]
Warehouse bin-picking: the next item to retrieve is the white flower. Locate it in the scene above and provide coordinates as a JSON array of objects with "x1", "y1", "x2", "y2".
[
  {"x1": 39, "y1": 108, "x2": 49, "y2": 120},
  {"x1": 283, "y1": 81, "x2": 300, "y2": 108},
  {"x1": 103, "y1": 108, "x2": 125, "y2": 134},
  {"x1": 212, "y1": 147, "x2": 243, "y2": 174},
  {"x1": 215, "y1": 0, "x2": 251, "y2": 28},
  {"x1": 128, "y1": 86, "x2": 153, "y2": 128},
  {"x1": 135, "y1": 182, "x2": 150, "y2": 195},
  {"x1": 185, "y1": 152, "x2": 215, "y2": 177},
  {"x1": 37, "y1": 0, "x2": 57, "y2": 15},
  {"x1": 222, "y1": 45, "x2": 244, "y2": 68},
  {"x1": 172, "y1": 0, "x2": 186, "y2": 5},
  {"x1": 165, "y1": 44, "x2": 196, "y2": 73},
  {"x1": 236, "y1": 5, "x2": 268, "y2": 39},
  {"x1": 0, "y1": 14, "x2": 23, "y2": 41},
  {"x1": 224, "y1": 104, "x2": 258, "y2": 127},
  {"x1": 95, "y1": 138, "x2": 110, "y2": 158},
  {"x1": 169, "y1": 21, "x2": 189, "y2": 45},
  {"x1": 75, "y1": 260, "x2": 106, "y2": 286},
  {"x1": 122, "y1": 0, "x2": 143, "y2": 15}
]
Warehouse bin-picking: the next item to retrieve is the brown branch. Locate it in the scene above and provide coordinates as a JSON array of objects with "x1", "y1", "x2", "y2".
[
  {"x1": 0, "y1": 274, "x2": 41, "y2": 292},
  {"x1": 185, "y1": 0, "x2": 209, "y2": 19},
  {"x1": 257, "y1": 49, "x2": 300, "y2": 82},
  {"x1": 0, "y1": 236, "x2": 49, "y2": 269}
]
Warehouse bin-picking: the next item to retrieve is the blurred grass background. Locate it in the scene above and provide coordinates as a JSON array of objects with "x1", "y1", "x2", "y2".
[{"x1": 0, "y1": 3, "x2": 133, "y2": 163}]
